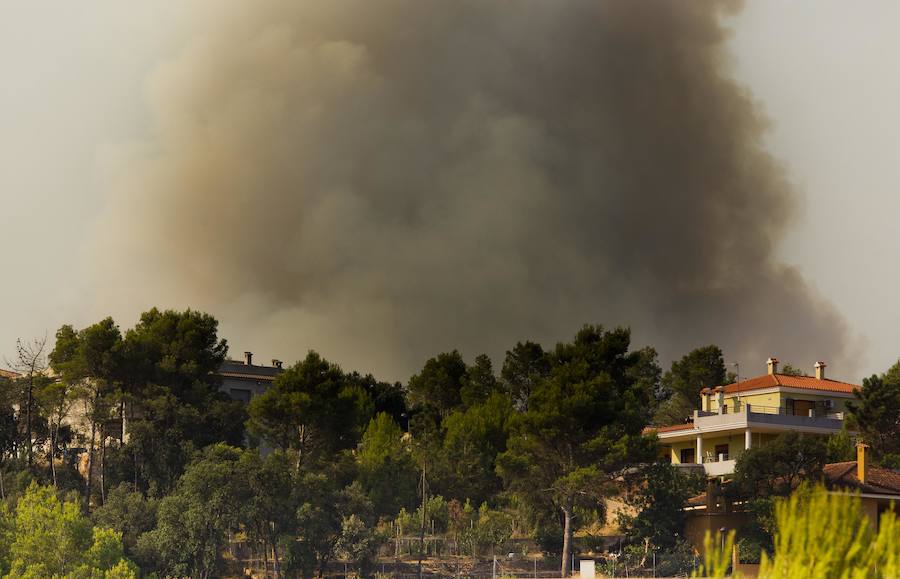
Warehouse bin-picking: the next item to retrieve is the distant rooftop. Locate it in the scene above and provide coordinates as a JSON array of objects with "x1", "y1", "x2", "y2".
[
  {"x1": 0, "y1": 369, "x2": 20, "y2": 380},
  {"x1": 824, "y1": 461, "x2": 900, "y2": 495},
  {"x1": 706, "y1": 373, "x2": 859, "y2": 396},
  {"x1": 701, "y1": 357, "x2": 858, "y2": 396},
  {"x1": 218, "y1": 351, "x2": 284, "y2": 381}
]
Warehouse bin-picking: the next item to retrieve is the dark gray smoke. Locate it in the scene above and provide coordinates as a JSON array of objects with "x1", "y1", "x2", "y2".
[{"x1": 94, "y1": 0, "x2": 857, "y2": 380}]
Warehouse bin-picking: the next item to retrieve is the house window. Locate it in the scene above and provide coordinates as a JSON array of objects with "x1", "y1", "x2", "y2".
[
  {"x1": 229, "y1": 388, "x2": 252, "y2": 404},
  {"x1": 794, "y1": 400, "x2": 815, "y2": 417},
  {"x1": 715, "y1": 444, "x2": 729, "y2": 461},
  {"x1": 680, "y1": 448, "x2": 696, "y2": 464}
]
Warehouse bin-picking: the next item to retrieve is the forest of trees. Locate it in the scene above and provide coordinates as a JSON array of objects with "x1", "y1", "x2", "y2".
[{"x1": 0, "y1": 307, "x2": 897, "y2": 577}]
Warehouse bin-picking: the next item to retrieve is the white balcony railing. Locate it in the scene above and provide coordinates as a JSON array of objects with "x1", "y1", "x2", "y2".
[{"x1": 694, "y1": 403, "x2": 845, "y2": 433}]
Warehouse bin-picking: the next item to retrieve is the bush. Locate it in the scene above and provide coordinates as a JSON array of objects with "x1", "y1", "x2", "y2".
[
  {"x1": 534, "y1": 524, "x2": 563, "y2": 557},
  {"x1": 759, "y1": 485, "x2": 899, "y2": 578}
]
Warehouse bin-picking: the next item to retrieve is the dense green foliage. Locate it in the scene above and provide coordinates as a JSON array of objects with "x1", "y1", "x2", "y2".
[
  {"x1": 653, "y1": 345, "x2": 726, "y2": 425},
  {"x1": 733, "y1": 431, "x2": 828, "y2": 496},
  {"x1": 618, "y1": 463, "x2": 704, "y2": 550},
  {"x1": 0, "y1": 482, "x2": 136, "y2": 577},
  {"x1": 846, "y1": 361, "x2": 900, "y2": 467},
  {"x1": 759, "y1": 485, "x2": 899, "y2": 578},
  {"x1": 3, "y1": 308, "x2": 894, "y2": 577},
  {"x1": 498, "y1": 326, "x2": 659, "y2": 576}
]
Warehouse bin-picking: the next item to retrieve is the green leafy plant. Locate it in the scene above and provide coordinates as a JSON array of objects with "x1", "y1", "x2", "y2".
[
  {"x1": 692, "y1": 530, "x2": 737, "y2": 579},
  {"x1": 758, "y1": 485, "x2": 898, "y2": 578}
]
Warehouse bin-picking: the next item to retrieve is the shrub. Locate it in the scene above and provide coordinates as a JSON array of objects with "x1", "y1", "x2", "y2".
[{"x1": 759, "y1": 485, "x2": 898, "y2": 578}]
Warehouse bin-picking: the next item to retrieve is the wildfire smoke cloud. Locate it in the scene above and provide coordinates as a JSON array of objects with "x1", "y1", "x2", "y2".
[{"x1": 93, "y1": 0, "x2": 855, "y2": 379}]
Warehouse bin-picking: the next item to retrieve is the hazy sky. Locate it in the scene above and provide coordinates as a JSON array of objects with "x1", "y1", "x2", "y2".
[{"x1": 1, "y1": 1, "x2": 898, "y2": 382}]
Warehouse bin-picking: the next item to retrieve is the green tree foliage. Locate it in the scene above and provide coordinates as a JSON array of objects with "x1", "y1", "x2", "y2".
[
  {"x1": 335, "y1": 514, "x2": 384, "y2": 576},
  {"x1": 846, "y1": 362, "x2": 900, "y2": 467},
  {"x1": 34, "y1": 379, "x2": 77, "y2": 488},
  {"x1": 441, "y1": 393, "x2": 512, "y2": 504},
  {"x1": 121, "y1": 308, "x2": 247, "y2": 492},
  {"x1": 465, "y1": 503, "x2": 513, "y2": 559},
  {"x1": 500, "y1": 341, "x2": 550, "y2": 411},
  {"x1": 733, "y1": 431, "x2": 827, "y2": 496},
  {"x1": 346, "y1": 372, "x2": 408, "y2": 425},
  {"x1": 237, "y1": 450, "x2": 295, "y2": 572},
  {"x1": 618, "y1": 463, "x2": 704, "y2": 550},
  {"x1": 0, "y1": 376, "x2": 19, "y2": 488},
  {"x1": 498, "y1": 326, "x2": 659, "y2": 577},
  {"x1": 357, "y1": 413, "x2": 418, "y2": 517},
  {"x1": 691, "y1": 530, "x2": 737, "y2": 579},
  {"x1": 6, "y1": 482, "x2": 135, "y2": 577},
  {"x1": 758, "y1": 485, "x2": 899, "y2": 578},
  {"x1": 48, "y1": 309, "x2": 246, "y2": 498},
  {"x1": 407, "y1": 350, "x2": 467, "y2": 416},
  {"x1": 654, "y1": 345, "x2": 726, "y2": 426},
  {"x1": 92, "y1": 483, "x2": 157, "y2": 557},
  {"x1": 136, "y1": 444, "x2": 249, "y2": 578},
  {"x1": 826, "y1": 429, "x2": 857, "y2": 463},
  {"x1": 284, "y1": 474, "x2": 374, "y2": 578},
  {"x1": 779, "y1": 363, "x2": 804, "y2": 377},
  {"x1": 249, "y1": 352, "x2": 373, "y2": 468},
  {"x1": 461, "y1": 354, "x2": 501, "y2": 407}
]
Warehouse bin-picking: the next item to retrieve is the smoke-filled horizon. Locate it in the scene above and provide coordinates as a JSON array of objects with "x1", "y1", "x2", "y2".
[{"x1": 91, "y1": 0, "x2": 857, "y2": 381}]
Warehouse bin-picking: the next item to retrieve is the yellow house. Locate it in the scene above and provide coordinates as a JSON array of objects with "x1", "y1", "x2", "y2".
[{"x1": 650, "y1": 358, "x2": 857, "y2": 476}]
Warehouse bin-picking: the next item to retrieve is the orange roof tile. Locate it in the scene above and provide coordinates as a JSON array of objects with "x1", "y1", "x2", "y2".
[
  {"x1": 0, "y1": 369, "x2": 19, "y2": 380},
  {"x1": 718, "y1": 373, "x2": 858, "y2": 395},
  {"x1": 824, "y1": 462, "x2": 900, "y2": 495},
  {"x1": 644, "y1": 422, "x2": 695, "y2": 434}
]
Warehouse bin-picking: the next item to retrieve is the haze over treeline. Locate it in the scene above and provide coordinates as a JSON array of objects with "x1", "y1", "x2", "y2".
[{"x1": 91, "y1": 0, "x2": 856, "y2": 380}]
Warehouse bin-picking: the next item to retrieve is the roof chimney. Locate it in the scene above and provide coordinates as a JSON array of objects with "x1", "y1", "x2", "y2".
[
  {"x1": 814, "y1": 361, "x2": 827, "y2": 380},
  {"x1": 244, "y1": 351, "x2": 253, "y2": 366},
  {"x1": 271, "y1": 359, "x2": 283, "y2": 369},
  {"x1": 767, "y1": 357, "x2": 779, "y2": 375},
  {"x1": 857, "y1": 441, "x2": 869, "y2": 484}
]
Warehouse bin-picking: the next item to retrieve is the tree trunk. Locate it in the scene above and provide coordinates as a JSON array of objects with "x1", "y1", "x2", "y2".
[
  {"x1": 85, "y1": 420, "x2": 97, "y2": 511},
  {"x1": 50, "y1": 422, "x2": 58, "y2": 487},
  {"x1": 25, "y1": 379, "x2": 33, "y2": 466},
  {"x1": 100, "y1": 428, "x2": 107, "y2": 504},
  {"x1": 273, "y1": 541, "x2": 281, "y2": 579},
  {"x1": 561, "y1": 506, "x2": 572, "y2": 578},
  {"x1": 263, "y1": 539, "x2": 269, "y2": 578},
  {"x1": 119, "y1": 399, "x2": 126, "y2": 446}
]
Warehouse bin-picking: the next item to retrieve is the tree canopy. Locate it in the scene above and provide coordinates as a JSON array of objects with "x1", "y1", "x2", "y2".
[
  {"x1": 498, "y1": 325, "x2": 658, "y2": 576},
  {"x1": 847, "y1": 362, "x2": 900, "y2": 467}
]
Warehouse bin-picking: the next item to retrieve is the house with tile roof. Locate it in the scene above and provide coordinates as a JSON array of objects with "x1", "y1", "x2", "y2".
[
  {"x1": 684, "y1": 443, "x2": 900, "y2": 550},
  {"x1": 647, "y1": 357, "x2": 857, "y2": 476},
  {"x1": 218, "y1": 351, "x2": 283, "y2": 403}
]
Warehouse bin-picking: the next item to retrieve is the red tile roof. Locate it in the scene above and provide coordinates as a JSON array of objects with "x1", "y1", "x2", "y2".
[
  {"x1": 824, "y1": 462, "x2": 900, "y2": 495},
  {"x1": 644, "y1": 422, "x2": 695, "y2": 434},
  {"x1": 0, "y1": 369, "x2": 19, "y2": 380},
  {"x1": 720, "y1": 373, "x2": 858, "y2": 395}
]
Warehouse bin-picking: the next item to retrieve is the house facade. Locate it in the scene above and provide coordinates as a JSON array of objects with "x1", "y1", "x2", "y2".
[
  {"x1": 218, "y1": 351, "x2": 283, "y2": 403},
  {"x1": 651, "y1": 358, "x2": 857, "y2": 476}
]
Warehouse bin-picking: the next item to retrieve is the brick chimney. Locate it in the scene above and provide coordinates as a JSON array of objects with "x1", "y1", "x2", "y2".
[
  {"x1": 244, "y1": 351, "x2": 253, "y2": 366},
  {"x1": 857, "y1": 441, "x2": 869, "y2": 484},
  {"x1": 767, "y1": 357, "x2": 779, "y2": 375},
  {"x1": 271, "y1": 359, "x2": 283, "y2": 369},
  {"x1": 814, "y1": 361, "x2": 827, "y2": 380}
]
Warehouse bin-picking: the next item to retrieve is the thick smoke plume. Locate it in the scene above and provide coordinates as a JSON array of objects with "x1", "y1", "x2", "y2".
[{"x1": 94, "y1": 0, "x2": 856, "y2": 380}]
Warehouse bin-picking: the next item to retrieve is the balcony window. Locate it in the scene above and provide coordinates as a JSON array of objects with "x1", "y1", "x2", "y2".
[{"x1": 715, "y1": 444, "x2": 729, "y2": 461}]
